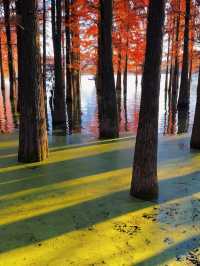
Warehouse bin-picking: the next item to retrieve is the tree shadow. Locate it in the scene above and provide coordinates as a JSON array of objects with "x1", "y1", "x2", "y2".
[
  {"x1": 0, "y1": 189, "x2": 152, "y2": 254},
  {"x1": 0, "y1": 147, "x2": 133, "y2": 197},
  {"x1": 134, "y1": 235, "x2": 200, "y2": 266},
  {"x1": 0, "y1": 133, "x2": 199, "y2": 260},
  {"x1": 0, "y1": 133, "x2": 193, "y2": 199},
  {"x1": 0, "y1": 166, "x2": 200, "y2": 255}
]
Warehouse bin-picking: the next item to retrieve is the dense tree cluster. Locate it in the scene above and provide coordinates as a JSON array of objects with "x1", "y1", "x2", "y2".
[{"x1": 0, "y1": 0, "x2": 200, "y2": 199}]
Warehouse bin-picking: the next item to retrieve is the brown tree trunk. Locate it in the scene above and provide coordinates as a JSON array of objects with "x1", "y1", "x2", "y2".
[
  {"x1": 97, "y1": 0, "x2": 119, "y2": 139},
  {"x1": 167, "y1": 16, "x2": 176, "y2": 116},
  {"x1": 43, "y1": 0, "x2": 48, "y2": 123},
  {"x1": 190, "y1": 64, "x2": 200, "y2": 149},
  {"x1": 17, "y1": 0, "x2": 48, "y2": 162},
  {"x1": 189, "y1": 47, "x2": 193, "y2": 91},
  {"x1": 123, "y1": 52, "x2": 128, "y2": 100},
  {"x1": 3, "y1": 0, "x2": 17, "y2": 110},
  {"x1": 130, "y1": 0, "x2": 166, "y2": 200},
  {"x1": 71, "y1": 0, "x2": 81, "y2": 131},
  {"x1": 178, "y1": 109, "x2": 189, "y2": 134},
  {"x1": 164, "y1": 33, "x2": 171, "y2": 110},
  {"x1": 64, "y1": 0, "x2": 73, "y2": 134},
  {"x1": 51, "y1": 0, "x2": 66, "y2": 128},
  {"x1": 16, "y1": 0, "x2": 22, "y2": 113},
  {"x1": 135, "y1": 66, "x2": 138, "y2": 90},
  {"x1": 116, "y1": 48, "x2": 122, "y2": 120},
  {"x1": 65, "y1": 0, "x2": 72, "y2": 103},
  {"x1": 171, "y1": 4, "x2": 180, "y2": 115},
  {"x1": 116, "y1": 49, "x2": 122, "y2": 94},
  {"x1": 177, "y1": 0, "x2": 190, "y2": 111},
  {"x1": 0, "y1": 34, "x2": 5, "y2": 99}
]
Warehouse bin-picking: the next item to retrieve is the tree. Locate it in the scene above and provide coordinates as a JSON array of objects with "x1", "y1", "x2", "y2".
[
  {"x1": 17, "y1": 0, "x2": 48, "y2": 162},
  {"x1": 190, "y1": 63, "x2": 200, "y2": 149},
  {"x1": 0, "y1": 33, "x2": 5, "y2": 98},
  {"x1": 130, "y1": 0, "x2": 166, "y2": 200},
  {"x1": 177, "y1": 0, "x2": 191, "y2": 111},
  {"x1": 3, "y1": 0, "x2": 17, "y2": 109},
  {"x1": 97, "y1": 0, "x2": 119, "y2": 139},
  {"x1": 51, "y1": 0, "x2": 66, "y2": 128},
  {"x1": 42, "y1": 0, "x2": 47, "y2": 121}
]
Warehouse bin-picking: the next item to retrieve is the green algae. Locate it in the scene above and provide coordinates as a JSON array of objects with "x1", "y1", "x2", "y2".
[{"x1": 0, "y1": 133, "x2": 199, "y2": 265}]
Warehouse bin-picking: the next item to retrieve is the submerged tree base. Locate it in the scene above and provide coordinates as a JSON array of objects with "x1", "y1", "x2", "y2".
[
  {"x1": 190, "y1": 141, "x2": 200, "y2": 150},
  {"x1": 130, "y1": 183, "x2": 158, "y2": 201}
]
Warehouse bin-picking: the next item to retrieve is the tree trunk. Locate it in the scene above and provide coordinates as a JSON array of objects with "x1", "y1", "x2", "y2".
[
  {"x1": 43, "y1": 0, "x2": 48, "y2": 123},
  {"x1": 177, "y1": 0, "x2": 190, "y2": 111},
  {"x1": 167, "y1": 16, "x2": 176, "y2": 115},
  {"x1": 17, "y1": 0, "x2": 48, "y2": 162},
  {"x1": 164, "y1": 33, "x2": 171, "y2": 111},
  {"x1": 135, "y1": 66, "x2": 138, "y2": 90},
  {"x1": 16, "y1": 0, "x2": 23, "y2": 113},
  {"x1": 65, "y1": 0, "x2": 72, "y2": 103},
  {"x1": 123, "y1": 52, "x2": 128, "y2": 100},
  {"x1": 116, "y1": 49, "x2": 122, "y2": 94},
  {"x1": 51, "y1": 0, "x2": 66, "y2": 128},
  {"x1": 178, "y1": 109, "x2": 189, "y2": 134},
  {"x1": 130, "y1": 0, "x2": 166, "y2": 200},
  {"x1": 190, "y1": 64, "x2": 200, "y2": 149},
  {"x1": 0, "y1": 34, "x2": 5, "y2": 99},
  {"x1": 3, "y1": 0, "x2": 17, "y2": 110},
  {"x1": 64, "y1": 0, "x2": 73, "y2": 134},
  {"x1": 189, "y1": 47, "x2": 193, "y2": 91},
  {"x1": 171, "y1": 6, "x2": 180, "y2": 115},
  {"x1": 97, "y1": 0, "x2": 119, "y2": 139},
  {"x1": 116, "y1": 48, "x2": 122, "y2": 120},
  {"x1": 70, "y1": 0, "x2": 81, "y2": 132}
]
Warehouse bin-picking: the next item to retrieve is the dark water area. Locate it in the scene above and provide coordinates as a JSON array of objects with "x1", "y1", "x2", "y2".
[{"x1": 0, "y1": 74, "x2": 197, "y2": 141}]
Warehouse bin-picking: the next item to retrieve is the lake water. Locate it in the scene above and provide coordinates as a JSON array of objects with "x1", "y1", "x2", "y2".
[{"x1": 0, "y1": 74, "x2": 197, "y2": 141}]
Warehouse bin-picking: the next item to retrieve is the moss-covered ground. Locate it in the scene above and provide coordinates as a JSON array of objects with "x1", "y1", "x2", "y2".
[{"x1": 0, "y1": 133, "x2": 199, "y2": 265}]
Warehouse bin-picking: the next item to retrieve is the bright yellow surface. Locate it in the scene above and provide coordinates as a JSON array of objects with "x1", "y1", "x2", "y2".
[{"x1": 0, "y1": 134, "x2": 199, "y2": 265}]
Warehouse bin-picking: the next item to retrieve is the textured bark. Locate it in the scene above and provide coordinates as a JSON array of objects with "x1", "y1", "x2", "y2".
[
  {"x1": 164, "y1": 33, "x2": 171, "y2": 110},
  {"x1": 97, "y1": 0, "x2": 119, "y2": 139},
  {"x1": 116, "y1": 48, "x2": 122, "y2": 120},
  {"x1": 65, "y1": 0, "x2": 72, "y2": 103},
  {"x1": 0, "y1": 34, "x2": 5, "y2": 99},
  {"x1": 64, "y1": 0, "x2": 73, "y2": 134},
  {"x1": 130, "y1": 0, "x2": 166, "y2": 200},
  {"x1": 3, "y1": 0, "x2": 17, "y2": 104},
  {"x1": 18, "y1": 0, "x2": 48, "y2": 163},
  {"x1": 123, "y1": 52, "x2": 128, "y2": 100},
  {"x1": 178, "y1": 110, "x2": 189, "y2": 134},
  {"x1": 71, "y1": 0, "x2": 81, "y2": 130},
  {"x1": 43, "y1": 0, "x2": 47, "y2": 122},
  {"x1": 116, "y1": 49, "x2": 122, "y2": 94},
  {"x1": 16, "y1": 0, "x2": 22, "y2": 113},
  {"x1": 190, "y1": 65, "x2": 200, "y2": 149},
  {"x1": 167, "y1": 16, "x2": 176, "y2": 114},
  {"x1": 135, "y1": 67, "x2": 138, "y2": 90},
  {"x1": 189, "y1": 48, "x2": 193, "y2": 91},
  {"x1": 51, "y1": 0, "x2": 66, "y2": 128},
  {"x1": 123, "y1": 1, "x2": 129, "y2": 101},
  {"x1": 171, "y1": 7, "x2": 180, "y2": 116},
  {"x1": 177, "y1": 0, "x2": 190, "y2": 111}
]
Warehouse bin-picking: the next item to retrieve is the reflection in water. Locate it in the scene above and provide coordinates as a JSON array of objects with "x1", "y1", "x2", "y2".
[
  {"x1": 0, "y1": 74, "x2": 197, "y2": 138},
  {"x1": 0, "y1": 82, "x2": 16, "y2": 133},
  {"x1": 163, "y1": 72, "x2": 197, "y2": 135}
]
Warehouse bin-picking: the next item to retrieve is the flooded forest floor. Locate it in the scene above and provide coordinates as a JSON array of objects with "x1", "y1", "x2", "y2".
[{"x1": 0, "y1": 132, "x2": 200, "y2": 266}]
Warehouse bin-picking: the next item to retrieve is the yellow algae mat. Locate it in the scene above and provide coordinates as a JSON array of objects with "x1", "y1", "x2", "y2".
[{"x1": 0, "y1": 134, "x2": 199, "y2": 265}]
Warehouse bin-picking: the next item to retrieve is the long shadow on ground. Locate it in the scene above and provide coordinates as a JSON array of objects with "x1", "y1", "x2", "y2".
[{"x1": 0, "y1": 168, "x2": 200, "y2": 254}]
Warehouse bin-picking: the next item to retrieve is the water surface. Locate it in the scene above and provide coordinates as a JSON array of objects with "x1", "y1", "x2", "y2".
[{"x1": 0, "y1": 74, "x2": 197, "y2": 142}]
